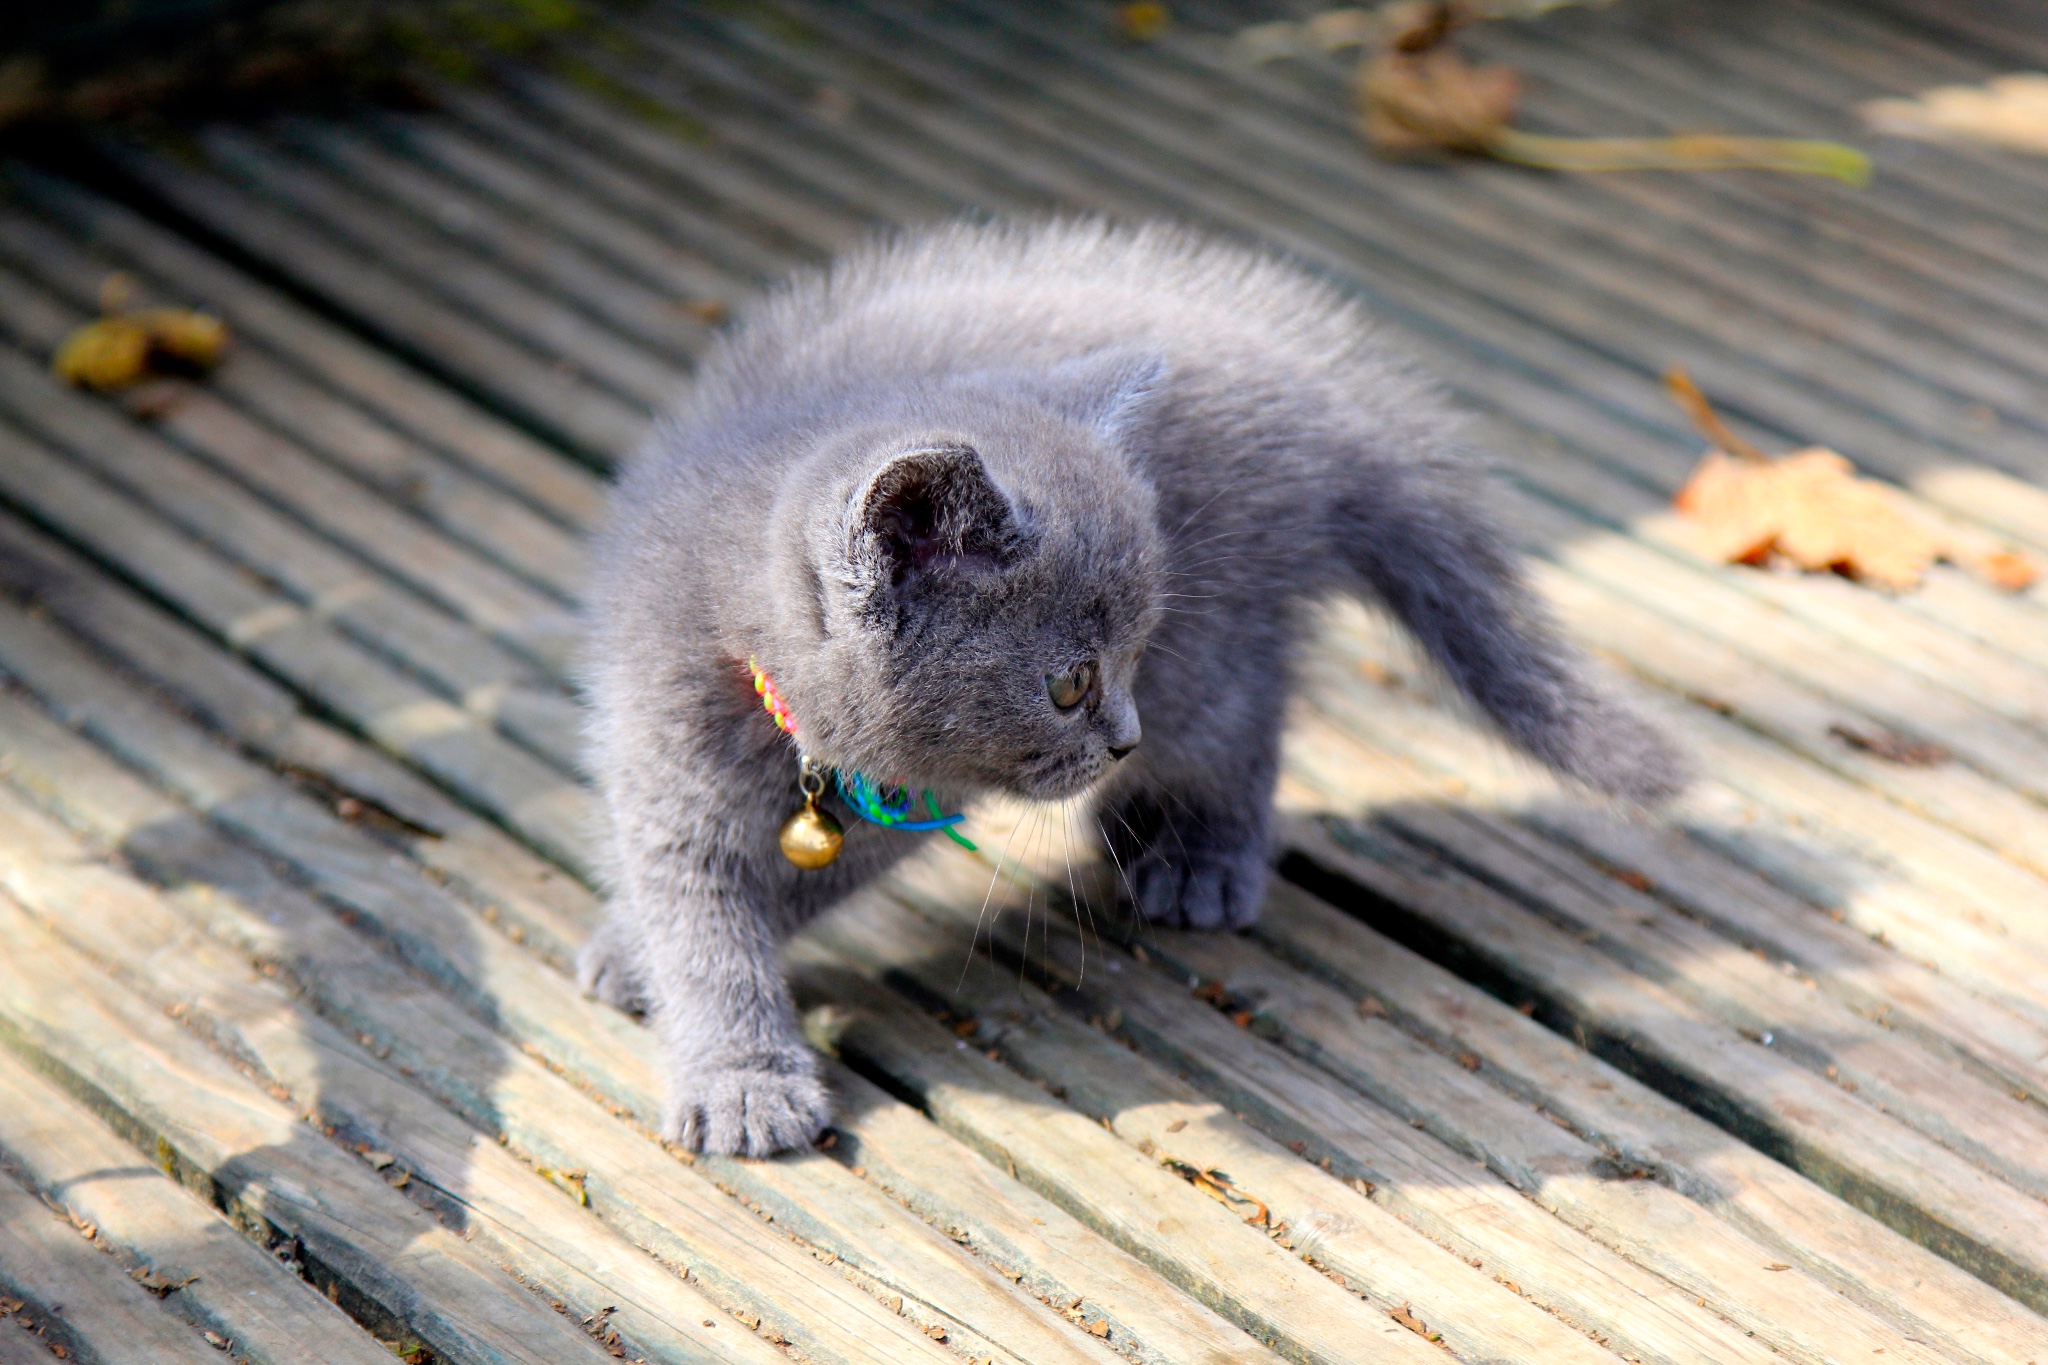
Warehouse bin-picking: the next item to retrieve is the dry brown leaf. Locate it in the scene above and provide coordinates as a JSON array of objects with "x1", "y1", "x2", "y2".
[
  {"x1": 1674, "y1": 447, "x2": 1943, "y2": 590},
  {"x1": 1827, "y1": 724, "x2": 1951, "y2": 767},
  {"x1": 1389, "y1": 1303, "x2": 1438, "y2": 1339},
  {"x1": 1159, "y1": 1157, "x2": 1270, "y2": 1225},
  {"x1": 1665, "y1": 368, "x2": 2039, "y2": 593},
  {"x1": 1861, "y1": 74, "x2": 2048, "y2": 155},
  {"x1": 1253, "y1": 3, "x2": 1869, "y2": 181},
  {"x1": 1358, "y1": 2, "x2": 1520, "y2": 155}
]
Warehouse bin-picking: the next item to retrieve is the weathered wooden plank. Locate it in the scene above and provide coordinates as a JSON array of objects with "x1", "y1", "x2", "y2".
[
  {"x1": 169, "y1": 126, "x2": 688, "y2": 421},
  {"x1": 1276, "y1": 807, "x2": 2048, "y2": 1314},
  {"x1": 487, "y1": 69, "x2": 865, "y2": 259},
  {"x1": 0, "y1": 1048, "x2": 396, "y2": 1365},
  {"x1": 1290, "y1": 680, "x2": 2048, "y2": 1051},
  {"x1": 0, "y1": 509, "x2": 595, "y2": 964},
  {"x1": 0, "y1": 337, "x2": 583, "y2": 775},
  {"x1": 675, "y1": 0, "x2": 2048, "y2": 622},
  {"x1": 426, "y1": 84, "x2": 799, "y2": 284},
  {"x1": 1535, "y1": 516, "x2": 2048, "y2": 737},
  {"x1": 1101, "y1": 16, "x2": 2048, "y2": 481},
  {"x1": 0, "y1": 264, "x2": 583, "y2": 682},
  {"x1": 0, "y1": 541, "x2": 1288, "y2": 1365},
  {"x1": 7, "y1": 166, "x2": 609, "y2": 524},
  {"x1": 811, "y1": 884, "x2": 1793, "y2": 1365},
  {"x1": 1513, "y1": 6, "x2": 2048, "y2": 276},
  {"x1": 0, "y1": 1166, "x2": 222, "y2": 1365},
  {"x1": 0, "y1": 207, "x2": 588, "y2": 600},
  {"x1": 0, "y1": 615, "x2": 1125, "y2": 1365},
  {"x1": 663, "y1": 3, "x2": 1142, "y2": 226},
  {"x1": 1310, "y1": 608, "x2": 2048, "y2": 972},
  {"x1": 279, "y1": 118, "x2": 713, "y2": 363},
  {"x1": 1171, "y1": 0, "x2": 2048, "y2": 458},
  {"x1": 790, "y1": 935, "x2": 1467, "y2": 1365},
  {"x1": 819, "y1": 888, "x2": 1859, "y2": 1365},
  {"x1": 1531, "y1": 546, "x2": 2048, "y2": 880},
  {"x1": 795, "y1": 0, "x2": 2042, "y2": 485},
  {"x1": 0, "y1": 767, "x2": 908, "y2": 1365},
  {"x1": 1238, "y1": 868, "x2": 2048, "y2": 1365},
  {"x1": 1379, "y1": 799, "x2": 2048, "y2": 1198},
  {"x1": 567, "y1": 31, "x2": 971, "y2": 230},
  {"x1": 1445, "y1": 460, "x2": 2048, "y2": 878},
  {"x1": 0, "y1": 433, "x2": 591, "y2": 869},
  {"x1": 500, "y1": 1, "x2": 2048, "y2": 766},
  {"x1": 1281, "y1": 681, "x2": 2048, "y2": 1109},
  {"x1": 819, "y1": 1059, "x2": 1284, "y2": 1365},
  {"x1": 0, "y1": 581, "x2": 610, "y2": 1065},
  {"x1": 0, "y1": 897, "x2": 620, "y2": 1365},
  {"x1": 0, "y1": 1312, "x2": 67, "y2": 1365},
  {"x1": 1431, "y1": 14, "x2": 2048, "y2": 391},
  {"x1": 182, "y1": 125, "x2": 686, "y2": 407},
  {"x1": 363, "y1": 108, "x2": 749, "y2": 305},
  {"x1": 92, "y1": 144, "x2": 648, "y2": 460},
  {"x1": 1516, "y1": 795, "x2": 2048, "y2": 1102},
  {"x1": 1862, "y1": 0, "x2": 2048, "y2": 70},
  {"x1": 894, "y1": 845, "x2": 1991, "y2": 1365},
  {"x1": 1495, "y1": 432, "x2": 2048, "y2": 702}
]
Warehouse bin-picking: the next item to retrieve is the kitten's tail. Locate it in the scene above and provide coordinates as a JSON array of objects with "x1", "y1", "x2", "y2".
[{"x1": 1332, "y1": 453, "x2": 1691, "y2": 805}]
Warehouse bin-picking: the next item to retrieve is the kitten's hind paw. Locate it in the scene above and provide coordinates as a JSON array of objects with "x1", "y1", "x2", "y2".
[
  {"x1": 576, "y1": 920, "x2": 650, "y2": 1016},
  {"x1": 1129, "y1": 840, "x2": 1270, "y2": 931},
  {"x1": 666, "y1": 1051, "x2": 831, "y2": 1156}
]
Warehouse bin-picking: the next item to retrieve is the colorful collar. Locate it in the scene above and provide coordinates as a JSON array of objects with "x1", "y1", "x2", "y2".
[{"x1": 748, "y1": 658, "x2": 975, "y2": 850}]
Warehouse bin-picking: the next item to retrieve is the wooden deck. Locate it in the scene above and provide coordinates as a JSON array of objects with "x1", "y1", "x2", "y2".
[{"x1": 2, "y1": 0, "x2": 2048, "y2": 1360}]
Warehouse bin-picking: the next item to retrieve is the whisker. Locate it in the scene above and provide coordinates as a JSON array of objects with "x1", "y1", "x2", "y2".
[
  {"x1": 1017, "y1": 804, "x2": 1049, "y2": 992},
  {"x1": 1060, "y1": 797, "x2": 1094, "y2": 988},
  {"x1": 962, "y1": 792, "x2": 1033, "y2": 992},
  {"x1": 1094, "y1": 812, "x2": 1138, "y2": 913}
]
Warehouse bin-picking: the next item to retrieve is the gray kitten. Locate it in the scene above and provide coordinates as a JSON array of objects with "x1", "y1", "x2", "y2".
[{"x1": 579, "y1": 218, "x2": 1688, "y2": 1156}]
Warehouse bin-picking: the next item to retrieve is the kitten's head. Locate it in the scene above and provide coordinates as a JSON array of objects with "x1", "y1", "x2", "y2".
[{"x1": 779, "y1": 350, "x2": 1165, "y2": 802}]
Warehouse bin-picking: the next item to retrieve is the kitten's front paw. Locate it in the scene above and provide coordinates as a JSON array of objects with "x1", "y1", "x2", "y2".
[
  {"x1": 576, "y1": 920, "x2": 649, "y2": 1016},
  {"x1": 666, "y1": 1049, "x2": 831, "y2": 1156},
  {"x1": 1129, "y1": 840, "x2": 1270, "y2": 931}
]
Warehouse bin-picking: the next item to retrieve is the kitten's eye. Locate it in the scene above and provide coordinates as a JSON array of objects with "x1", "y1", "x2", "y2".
[{"x1": 1046, "y1": 660, "x2": 1098, "y2": 712}]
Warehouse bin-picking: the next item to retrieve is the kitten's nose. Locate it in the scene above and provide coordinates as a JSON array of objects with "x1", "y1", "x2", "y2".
[{"x1": 1102, "y1": 693, "x2": 1141, "y2": 760}]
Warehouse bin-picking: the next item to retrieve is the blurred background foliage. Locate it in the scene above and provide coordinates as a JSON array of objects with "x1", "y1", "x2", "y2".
[{"x1": 0, "y1": 0, "x2": 599, "y2": 132}]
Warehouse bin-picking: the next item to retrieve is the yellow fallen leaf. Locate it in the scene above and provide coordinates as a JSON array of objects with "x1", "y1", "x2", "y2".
[
  {"x1": 52, "y1": 300, "x2": 230, "y2": 391},
  {"x1": 1115, "y1": 2, "x2": 1170, "y2": 42},
  {"x1": 1861, "y1": 73, "x2": 2048, "y2": 155},
  {"x1": 132, "y1": 307, "x2": 230, "y2": 369},
  {"x1": 53, "y1": 317, "x2": 152, "y2": 390}
]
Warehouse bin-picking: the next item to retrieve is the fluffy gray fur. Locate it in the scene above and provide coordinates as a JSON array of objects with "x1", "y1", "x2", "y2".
[{"x1": 580, "y1": 218, "x2": 1689, "y2": 1156}]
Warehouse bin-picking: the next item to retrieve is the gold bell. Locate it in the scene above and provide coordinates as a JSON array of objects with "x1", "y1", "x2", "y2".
[
  {"x1": 780, "y1": 759, "x2": 843, "y2": 869},
  {"x1": 780, "y1": 800, "x2": 842, "y2": 869}
]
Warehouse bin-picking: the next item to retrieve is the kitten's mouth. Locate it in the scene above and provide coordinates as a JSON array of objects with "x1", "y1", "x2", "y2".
[{"x1": 1011, "y1": 752, "x2": 1111, "y2": 801}]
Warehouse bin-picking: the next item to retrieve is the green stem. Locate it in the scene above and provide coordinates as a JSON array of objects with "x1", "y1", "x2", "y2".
[{"x1": 1489, "y1": 128, "x2": 1871, "y2": 185}]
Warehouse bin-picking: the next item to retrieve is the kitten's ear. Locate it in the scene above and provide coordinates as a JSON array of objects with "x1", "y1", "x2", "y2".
[
  {"x1": 1039, "y1": 347, "x2": 1169, "y2": 445},
  {"x1": 848, "y1": 444, "x2": 1017, "y2": 595}
]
